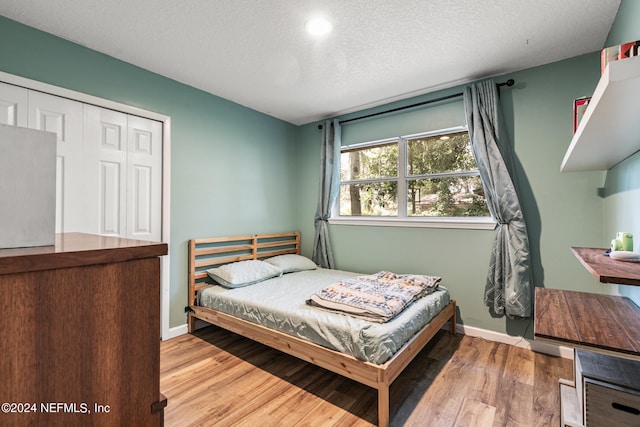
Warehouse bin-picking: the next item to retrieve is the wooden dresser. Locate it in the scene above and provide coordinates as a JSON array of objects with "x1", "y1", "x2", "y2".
[{"x1": 0, "y1": 233, "x2": 168, "y2": 427}]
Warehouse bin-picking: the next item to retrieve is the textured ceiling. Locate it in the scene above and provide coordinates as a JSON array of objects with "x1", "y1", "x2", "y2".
[{"x1": 0, "y1": 0, "x2": 621, "y2": 125}]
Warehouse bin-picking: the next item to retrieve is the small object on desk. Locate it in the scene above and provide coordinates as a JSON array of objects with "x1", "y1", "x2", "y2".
[
  {"x1": 616, "y1": 232, "x2": 634, "y2": 251},
  {"x1": 611, "y1": 239, "x2": 622, "y2": 251},
  {"x1": 609, "y1": 251, "x2": 640, "y2": 262}
]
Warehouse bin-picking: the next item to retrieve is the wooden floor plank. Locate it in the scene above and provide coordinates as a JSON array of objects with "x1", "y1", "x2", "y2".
[
  {"x1": 503, "y1": 345, "x2": 535, "y2": 386},
  {"x1": 453, "y1": 397, "x2": 496, "y2": 427},
  {"x1": 160, "y1": 326, "x2": 571, "y2": 426},
  {"x1": 492, "y1": 379, "x2": 533, "y2": 427},
  {"x1": 458, "y1": 337, "x2": 508, "y2": 407},
  {"x1": 532, "y1": 352, "x2": 573, "y2": 427}
]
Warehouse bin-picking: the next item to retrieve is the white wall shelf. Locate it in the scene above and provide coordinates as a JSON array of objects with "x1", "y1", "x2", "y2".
[{"x1": 561, "y1": 55, "x2": 640, "y2": 172}]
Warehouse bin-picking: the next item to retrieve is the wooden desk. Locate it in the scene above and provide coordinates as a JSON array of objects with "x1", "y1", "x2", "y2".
[
  {"x1": 536, "y1": 248, "x2": 640, "y2": 425},
  {"x1": 534, "y1": 288, "x2": 640, "y2": 361},
  {"x1": 0, "y1": 233, "x2": 168, "y2": 426}
]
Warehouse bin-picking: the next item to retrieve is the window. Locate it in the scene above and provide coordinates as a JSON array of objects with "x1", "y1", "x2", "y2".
[{"x1": 334, "y1": 126, "x2": 493, "y2": 229}]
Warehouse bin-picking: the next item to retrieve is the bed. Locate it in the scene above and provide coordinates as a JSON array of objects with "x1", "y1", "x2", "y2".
[{"x1": 187, "y1": 232, "x2": 456, "y2": 427}]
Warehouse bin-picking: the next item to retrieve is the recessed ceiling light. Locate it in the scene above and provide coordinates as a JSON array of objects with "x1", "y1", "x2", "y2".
[{"x1": 305, "y1": 17, "x2": 332, "y2": 36}]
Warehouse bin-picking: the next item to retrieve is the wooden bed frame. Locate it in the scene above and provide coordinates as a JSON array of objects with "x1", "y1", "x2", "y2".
[{"x1": 188, "y1": 231, "x2": 456, "y2": 427}]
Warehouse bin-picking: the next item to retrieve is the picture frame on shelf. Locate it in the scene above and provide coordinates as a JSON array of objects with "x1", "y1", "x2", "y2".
[
  {"x1": 601, "y1": 40, "x2": 640, "y2": 74},
  {"x1": 619, "y1": 41, "x2": 640, "y2": 60},
  {"x1": 573, "y1": 97, "x2": 591, "y2": 134}
]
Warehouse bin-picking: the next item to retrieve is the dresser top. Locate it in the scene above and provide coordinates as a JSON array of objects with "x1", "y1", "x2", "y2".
[
  {"x1": 0, "y1": 233, "x2": 168, "y2": 275},
  {"x1": 535, "y1": 287, "x2": 640, "y2": 361}
]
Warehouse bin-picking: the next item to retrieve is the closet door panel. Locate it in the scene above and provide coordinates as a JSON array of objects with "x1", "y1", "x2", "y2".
[
  {"x1": 131, "y1": 165, "x2": 152, "y2": 236},
  {"x1": 27, "y1": 91, "x2": 83, "y2": 233},
  {"x1": 0, "y1": 82, "x2": 27, "y2": 126},
  {"x1": 100, "y1": 161, "x2": 124, "y2": 235},
  {"x1": 127, "y1": 116, "x2": 162, "y2": 242},
  {"x1": 83, "y1": 105, "x2": 127, "y2": 237}
]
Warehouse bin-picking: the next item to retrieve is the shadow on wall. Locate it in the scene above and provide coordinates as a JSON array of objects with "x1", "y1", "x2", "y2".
[
  {"x1": 599, "y1": 152, "x2": 640, "y2": 198},
  {"x1": 496, "y1": 80, "x2": 544, "y2": 339}
]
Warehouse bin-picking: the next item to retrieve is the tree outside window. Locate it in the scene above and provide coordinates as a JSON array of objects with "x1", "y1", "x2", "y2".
[{"x1": 338, "y1": 128, "x2": 489, "y2": 218}]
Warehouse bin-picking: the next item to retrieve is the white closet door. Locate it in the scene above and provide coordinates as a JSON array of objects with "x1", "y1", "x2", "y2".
[
  {"x1": 27, "y1": 91, "x2": 83, "y2": 233},
  {"x1": 83, "y1": 105, "x2": 128, "y2": 237},
  {"x1": 127, "y1": 115, "x2": 162, "y2": 242},
  {"x1": 0, "y1": 81, "x2": 162, "y2": 242},
  {"x1": 0, "y1": 82, "x2": 27, "y2": 126}
]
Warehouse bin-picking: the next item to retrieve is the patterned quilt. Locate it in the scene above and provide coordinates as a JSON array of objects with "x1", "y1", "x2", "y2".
[{"x1": 306, "y1": 271, "x2": 441, "y2": 323}]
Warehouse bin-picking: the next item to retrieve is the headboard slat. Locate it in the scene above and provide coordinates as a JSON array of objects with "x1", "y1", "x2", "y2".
[
  {"x1": 188, "y1": 232, "x2": 301, "y2": 307},
  {"x1": 195, "y1": 244, "x2": 254, "y2": 257},
  {"x1": 256, "y1": 240, "x2": 297, "y2": 249},
  {"x1": 194, "y1": 254, "x2": 254, "y2": 269},
  {"x1": 193, "y1": 234, "x2": 256, "y2": 245},
  {"x1": 256, "y1": 248, "x2": 298, "y2": 259}
]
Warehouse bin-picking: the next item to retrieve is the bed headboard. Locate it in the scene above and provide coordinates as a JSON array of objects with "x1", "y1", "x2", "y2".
[{"x1": 188, "y1": 231, "x2": 301, "y2": 307}]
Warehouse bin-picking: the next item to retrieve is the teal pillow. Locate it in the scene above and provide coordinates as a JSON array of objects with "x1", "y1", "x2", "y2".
[
  {"x1": 206, "y1": 260, "x2": 283, "y2": 288},
  {"x1": 264, "y1": 254, "x2": 317, "y2": 273}
]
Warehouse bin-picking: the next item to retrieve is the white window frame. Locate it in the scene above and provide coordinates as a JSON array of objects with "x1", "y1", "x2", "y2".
[{"x1": 330, "y1": 126, "x2": 496, "y2": 230}]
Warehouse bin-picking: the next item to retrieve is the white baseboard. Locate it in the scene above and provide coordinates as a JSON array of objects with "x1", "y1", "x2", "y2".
[
  {"x1": 451, "y1": 323, "x2": 574, "y2": 359},
  {"x1": 162, "y1": 324, "x2": 188, "y2": 340},
  {"x1": 161, "y1": 319, "x2": 213, "y2": 340},
  {"x1": 163, "y1": 320, "x2": 574, "y2": 359}
]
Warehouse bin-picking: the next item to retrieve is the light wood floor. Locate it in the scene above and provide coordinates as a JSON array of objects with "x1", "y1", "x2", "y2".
[{"x1": 160, "y1": 326, "x2": 572, "y2": 427}]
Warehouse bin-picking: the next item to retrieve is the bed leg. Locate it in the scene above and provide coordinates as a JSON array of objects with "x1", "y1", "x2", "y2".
[
  {"x1": 449, "y1": 300, "x2": 457, "y2": 335},
  {"x1": 188, "y1": 312, "x2": 196, "y2": 333},
  {"x1": 378, "y1": 383, "x2": 389, "y2": 427}
]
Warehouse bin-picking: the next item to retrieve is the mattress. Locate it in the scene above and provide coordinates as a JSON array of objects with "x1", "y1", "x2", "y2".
[{"x1": 198, "y1": 268, "x2": 450, "y2": 365}]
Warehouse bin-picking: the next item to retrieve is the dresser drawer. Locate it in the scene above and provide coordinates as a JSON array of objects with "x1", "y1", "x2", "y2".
[{"x1": 585, "y1": 379, "x2": 640, "y2": 427}]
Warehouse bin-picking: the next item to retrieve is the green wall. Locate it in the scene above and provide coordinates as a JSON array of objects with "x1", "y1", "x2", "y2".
[
  {"x1": 2, "y1": 0, "x2": 635, "y2": 338},
  {"x1": 296, "y1": 54, "x2": 606, "y2": 337},
  {"x1": 0, "y1": 16, "x2": 299, "y2": 329},
  {"x1": 602, "y1": 0, "x2": 640, "y2": 305}
]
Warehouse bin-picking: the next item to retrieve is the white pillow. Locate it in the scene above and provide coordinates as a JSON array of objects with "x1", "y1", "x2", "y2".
[
  {"x1": 264, "y1": 254, "x2": 317, "y2": 273},
  {"x1": 206, "y1": 260, "x2": 283, "y2": 288}
]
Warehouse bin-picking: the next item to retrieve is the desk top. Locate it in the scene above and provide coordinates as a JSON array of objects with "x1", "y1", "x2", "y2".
[
  {"x1": 572, "y1": 247, "x2": 640, "y2": 286},
  {"x1": 0, "y1": 233, "x2": 168, "y2": 275},
  {"x1": 534, "y1": 287, "x2": 640, "y2": 361}
]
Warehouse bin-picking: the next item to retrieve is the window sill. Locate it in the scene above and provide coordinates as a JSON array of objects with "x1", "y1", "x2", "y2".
[{"x1": 328, "y1": 216, "x2": 497, "y2": 230}]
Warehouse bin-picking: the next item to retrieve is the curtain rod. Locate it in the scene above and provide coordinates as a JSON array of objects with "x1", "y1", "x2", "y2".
[{"x1": 318, "y1": 79, "x2": 515, "y2": 129}]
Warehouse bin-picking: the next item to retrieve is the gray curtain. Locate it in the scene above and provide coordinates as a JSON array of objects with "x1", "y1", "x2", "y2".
[
  {"x1": 312, "y1": 119, "x2": 341, "y2": 269},
  {"x1": 463, "y1": 80, "x2": 532, "y2": 318}
]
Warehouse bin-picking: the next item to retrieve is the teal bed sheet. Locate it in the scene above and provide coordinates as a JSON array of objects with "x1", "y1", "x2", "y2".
[{"x1": 198, "y1": 268, "x2": 450, "y2": 365}]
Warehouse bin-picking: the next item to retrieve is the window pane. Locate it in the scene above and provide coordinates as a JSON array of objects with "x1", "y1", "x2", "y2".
[
  {"x1": 407, "y1": 131, "x2": 475, "y2": 175},
  {"x1": 407, "y1": 176, "x2": 489, "y2": 217},
  {"x1": 339, "y1": 181, "x2": 398, "y2": 216},
  {"x1": 340, "y1": 142, "x2": 398, "y2": 181}
]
